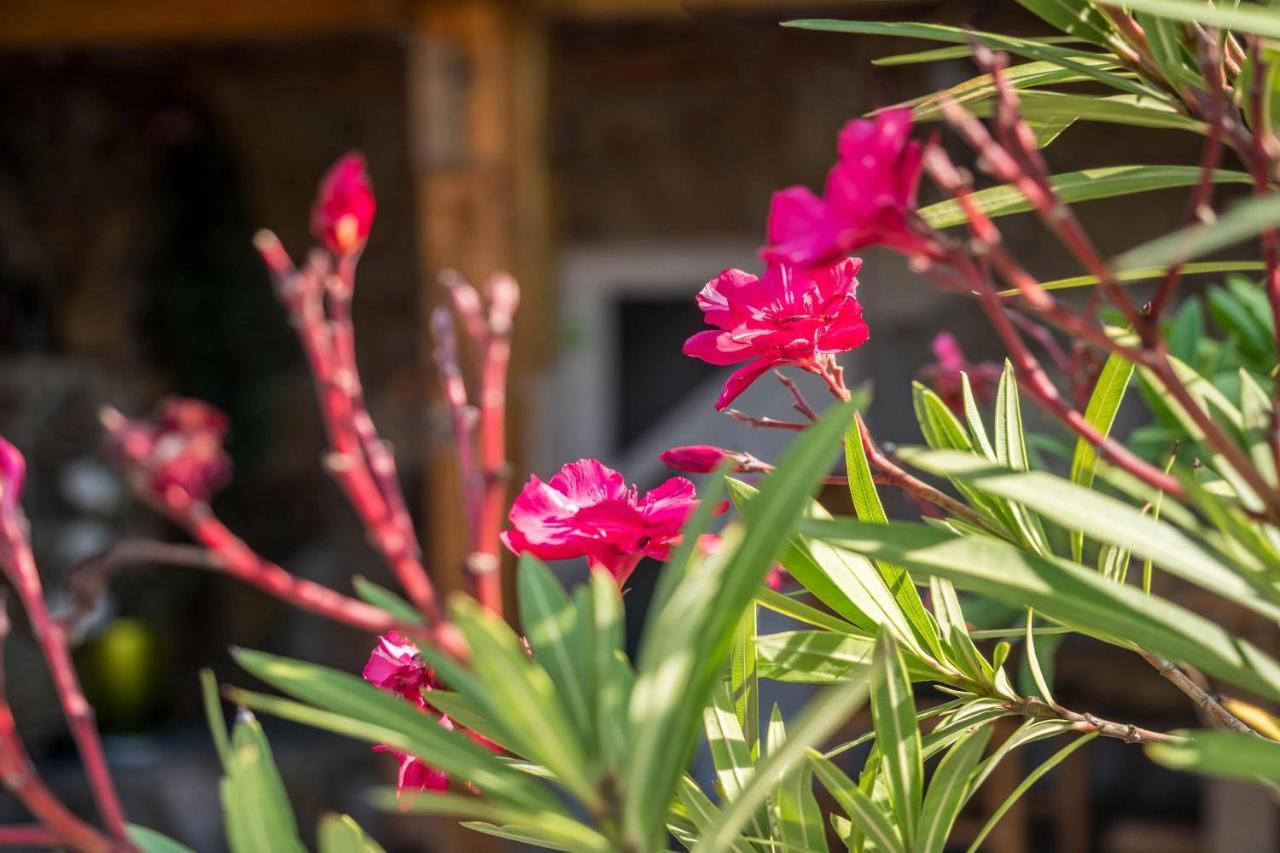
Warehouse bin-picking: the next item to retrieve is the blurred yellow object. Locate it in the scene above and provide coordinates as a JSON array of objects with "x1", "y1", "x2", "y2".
[
  {"x1": 80, "y1": 618, "x2": 164, "y2": 731},
  {"x1": 1222, "y1": 697, "x2": 1280, "y2": 741}
]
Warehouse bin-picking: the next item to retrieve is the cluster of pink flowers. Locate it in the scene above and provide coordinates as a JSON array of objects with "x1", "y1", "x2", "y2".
[
  {"x1": 363, "y1": 631, "x2": 499, "y2": 795},
  {"x1": 500, "y1": 109, "x2": 934, "y2": 585},
  {"x1": 103, "y1": 397, "x2": 233, "y2": 504}
]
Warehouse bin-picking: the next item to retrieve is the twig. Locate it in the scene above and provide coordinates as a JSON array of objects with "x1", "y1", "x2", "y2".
[
  {"x1": 255, "y1": 231, "x2": 442, "y2": 624},
  {"x1": 724, "y1": 409, "x2": 810, "y2": 431},
  {"x1": 0, "y1": 517, "x2": 129, "y2": 846},
  {"x1": 0, "y1": 597, "x2": 117, "y2": 853},
  {"x1": 0, "y1": 826, "x2": 59, "y2": 847},
  {"x1": 59, "y1": 540, "x2": 221, "y2": 644},
  {"x1": 854, "y1": 413, "x2": 1003, "y2": 535},
  {"x1": 1137, "y1": 650, "x2": 1258, "y2": 737},
  {"x1": 773, "y1": 371, "x2": 819, "y2": 421},
  {"x1": 1006, "y1": 696, "x2": 1179, "y2": 745}
]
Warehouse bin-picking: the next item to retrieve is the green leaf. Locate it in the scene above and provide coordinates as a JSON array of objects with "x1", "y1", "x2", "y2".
[
  {"x1": 756, "y1": 631, "x2": 875, "y2": 684},
  {"x1": 1025, "y1": 261, "x2": 1267, "y2": 294},
  {"x1": 384, "y1": 791, "x2": 611, "y2": 852},
  {"x1": 908, "y1": 59, "x2": 1122, "y2": 123},
  {"x1": 626, "y1": 402, "x2": 856, "y2": 850},
  {"x1": 1069, "y1": 350, "x2": 1134, "y2": 559},
  {"x1": 352, "y1": 576, "x2": 424, "y2": 625},
  {"x1": 690, "y1": 676, "x2": 871, "y2": 853},
  {"x1": 1015, "y1": 0, "x2": 1118, "y2": 46},
  {"x1": 1118, "y1": 192, "x2": 1280, "y2": 270},
  {"x1": 730, "y1": 604, "x2": 759, "y2": 756},
  {"x1": 590, "y1": 568, "x2": 631, "y2": 773},
  {"x1": 993, "y1": 363, "x2": 1051, "y2": 555},
  {"x1": 845, "y1": 417, "x2": 944, "y2": 661},
  {"x1": 1146, "y1": 730, "x2": 1280, "y2": 782},
  {"x1": 1025, "y1": 610, "x2": 1057, "y2": 707},
  {"x1": 966, "y1": 733, "x2": 1098, "y2": 853},
  {"x1": 129, "y1": 826, "x2": 197, "y2": 853},
  {"x1": 871, "y1": 633, "x2": 924, "y2": 845},
  {"x1": 448, "y1": 596, "x2": 598, "y2": 808},
  {"x1": 1137, "y1": 11, "x2": 1201, "y2": 92},
  {"x1": 704, "y1": 680, "x2": 759, "y2": 802},
  {"x1": 221, "y1": 713, "x2": 305, "y2": 853},
  {"x1": 957, "y1": 90, "x2": 1205, "y2": 132},
  {"x1": 230, "y1": 649, "x2": 554, "y2": 811},
  {"x1": 899, "y1": 449, "x2": 1280, "y2": 622},
  {"x1": 915, "y1": 725, "x2": 994, "y2": 853},
  {"x1": 783, "y1": 19, "x2": 1156, "y2": 97},
  {"x1": 317, "y1": 814, "x2": 386, "y2": 853},
  {"x1": 871, "y1": 36, "x2": 1081, "y2": 67},
  {"x1": 755, "y1": 586, "x2": 862, "y2": 634},
  {"x1": 919, "y1": 167, "x2": 1248, "y2": 230},
  {"x1": 1105, "y1": 0, "x2": 1280, "y2": 39},
  {"x1": 809, "y1": 751, "x2": 906, "y2": 853},
  {"x1": 767, "y1": 707, "x2": 829, "y2": 853},
  {"x1": 201, "y1": 668, "x2": 231, "y2": 769},
  {"x1": 800, "y1": 518, "x2": 1280, "y2": 702},
  {"x1": 517, "y1": 555, "x2": 594, "y2": 742}
]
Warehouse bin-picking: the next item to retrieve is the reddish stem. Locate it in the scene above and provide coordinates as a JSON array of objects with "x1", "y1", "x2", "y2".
[{"x1": 0, "y1": 519, "x2": 129, "y2": 849}]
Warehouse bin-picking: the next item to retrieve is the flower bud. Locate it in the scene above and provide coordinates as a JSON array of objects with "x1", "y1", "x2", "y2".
[
  {"x1": 0, "y1": 437, "x2": 26, "y2": 510},
  {"x1": 659, "y1": 445, "x2": 735, "y2": 474},
  {"x1": 311, "y1": 153, "x2": 376, "y2": 257},
  {"x1": 105, "y1": 397, "x2": 232, "y2": 503}
]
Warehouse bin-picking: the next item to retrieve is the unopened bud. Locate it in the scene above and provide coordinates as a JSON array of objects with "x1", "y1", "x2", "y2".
[
  {"x1": 659, "y1": 445, "x2": 738, "y2": 474},
  {"x1": 0, "y1": 437, "x2": 26, "y2": 510},
  {"x1": 311, "y1": 153, "x2": 376, "y2": 257}
]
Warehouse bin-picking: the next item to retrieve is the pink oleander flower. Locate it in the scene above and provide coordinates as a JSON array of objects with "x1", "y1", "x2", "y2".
[
  {"x1": 363, "y1": 633, "x2": 498, "y2": 798},
  {"x1": 104, "y1": 397, "x2": 232, "y2": 503},
  {"x1": 502, "y1": 459, "x2": 697, "y2": 584},
  {"x1": 0, "y1": 437, "x2": 25, "y2": 511},
  {"x1": 311, "y1": 153, "x2": 376, "y2": 257},
  {"x1": 919, "y1": 332, "x2": 1002, "y2": 414},
  {"x1": 763, "y1": 109, "x2": 927, "y2": 266},
  {"x1": 683, "y1": 258, "x2": 869, "y2": 410},
  {"x1": 659, "y1": 445, "x2": 736, "y2": 474},
  {"x1": 363, "y1": 631, "x2": 438, "y2": 708}
]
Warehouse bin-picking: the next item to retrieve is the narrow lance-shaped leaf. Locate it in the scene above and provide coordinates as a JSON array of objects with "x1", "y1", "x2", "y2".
[
  {"x1": 625, "y1": 403, "x2": 856, "y2": 850},
  {"x1": 799, "y1": 518, "x2": 1280, "y2": 702},
  {"x1": 690, "y1": 676, "x2": 871, "y2": 853},
  {"x1": 1146, "y1": 729, "x2": 1280, "y2": 783},
  {"x1": 767, "y1": 706, "x2": 829, "y2": 853},
  {"x1": 1070, "y1": 350, "x2": 1135, "y2": 560},
  {"x1": 915, "y1": 725, "x2": 994, "y2": 853},
  {"x1": 517, "y1": 556, "x2": 594, "y2": 742},
  {"x1": 918, "y1": 166, "x2": 1249, "y2": 230},
  {"x1": 871, "y1": 632, "x2": 923, "y2": 846},
  {"x1": 845, "y1": 417, "x2": 944, "y2": 662},
  {"x1": 809, "y1": 751, "x2": 905, "y2": 853}
]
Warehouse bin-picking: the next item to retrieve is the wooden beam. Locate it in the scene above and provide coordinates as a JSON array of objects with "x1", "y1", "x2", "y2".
[
  {"x1": 406, "y1": 0, "x2": 550, "y2": 612},
  {"x1": 0, "y1": 0, "x2": 406, "y2": 48}
]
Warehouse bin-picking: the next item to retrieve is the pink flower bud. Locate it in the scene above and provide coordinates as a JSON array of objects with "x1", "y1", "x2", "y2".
[
  {"x1": 311, "y1": 153, "x2": 376, "y2": 257},
  {"x1": 659, "y1": 445, "x2": 735, "y2": 474},
  {"x1": 105, "y1": 397, "x2": 232, "y2": 503},
  {"x1": 0, "y1": 437, "x2": 25, "y2": 510}
]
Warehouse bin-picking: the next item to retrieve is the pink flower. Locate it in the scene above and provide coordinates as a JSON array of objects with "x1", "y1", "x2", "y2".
[
  {"x1": 683, "y1": 259, "x2": 869, "y2": 409},
  {"x1": 918, "y1": 332, "x2": 1001, "y2": 413},
  {"x1": 104, "y1": 398, "x2": 232, "y2": 503},
  {"x1": 0, "y1": 438, "x2": 25, "y2": 511},
  {"x1": 311, "y1": 153, "x2": 376, "y2": 257},
  {"x1": 501, "y1": 459, "x2": 697, "y2": 583},
  {"x1": 659, "y1": 445, "x2": 736, "y2": 474},
  {"x1": 363, "y1": 631, "x2": 437, "y2": 708},
  {"x1": 763, "y1": 109, "x2": 928, "y2": 266},
  {"x1": 363, "y1": 634, "x2": 499, "y2": 798}
]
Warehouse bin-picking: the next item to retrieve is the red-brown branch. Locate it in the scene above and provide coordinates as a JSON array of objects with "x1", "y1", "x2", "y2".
[
  {"x1": 255, "y1": 232, "x2": 442, "y2": 624},
  {"x1": 0, "y1": 523, "x2": 129, "y2": 850}
]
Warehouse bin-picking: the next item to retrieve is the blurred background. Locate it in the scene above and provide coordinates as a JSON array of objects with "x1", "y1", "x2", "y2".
[{"x1": 0, "y1": 0, "x2": 1273, "y2": 850}]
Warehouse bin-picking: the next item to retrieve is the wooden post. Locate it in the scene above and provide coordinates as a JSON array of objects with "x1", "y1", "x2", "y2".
[{"x1": 406, "y1": 0, "x2": 550, "y2": 611}]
